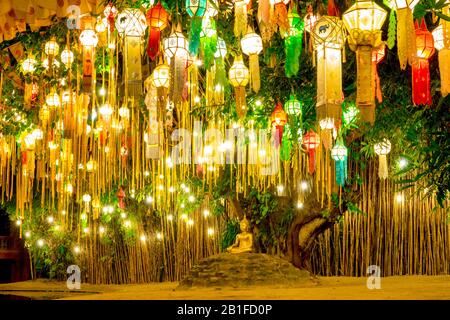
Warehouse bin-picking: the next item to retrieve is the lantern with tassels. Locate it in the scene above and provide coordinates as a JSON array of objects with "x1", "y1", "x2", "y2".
[
  {"x1": 116, "y1": 8, "x2": 148, "y2": 97},
  {"x1": 117, "y1": 187, "x2": 126, "y2": 209},
  {"x1": 372, "y1": 43, "x2": 385, "y2": 103},
  {"x1": 60, "y1": 47, "x2": 74, "y2": 67},
  {"x1": 331, "y1": 139, "x2": 348, "y2": 187},
  {"x1": 163, "y1": 28, "x2": 189, "y2": 105},
  {"x1": 104, "y1": 2, "x2": 118, "y2": 33},
  {"x1": 146, "y1": 1, "x2": 169, "y2": 60},
  {"x1": 241, "y1": 29, "x2": 263, "y2": 93},
  {"x1": 374, "y1": 138, "x2": 391, "y2": 180},
  {"x1": 21, "y1": 54, "x2": 37, "y2": 109},
  {"x1": 303, "y1": 5, "x2": 318, "y2": 52},
  {"x1": 270, "y1": 102, "x2": 288, "y2": 147},
  {"x1": 303, "y1": 130, "x2": 320, "y2": 174},
  {"x1": 79, "y1": 16, "x2": 98, "y2": 92},
  {"x1": 186, "y1": 0, "x2": 207, "y2": 55},
  {"x1": 285, "y1": 6, "x2": 304, "y2": 78},
  {"x1": 412, "y1": 19, "x2": 434, "y2": 106},
  {"x1": 44, "y1": 37, "x2": 59, "y2": 72},
  {"x1": 272, "y1": 0, "x2": 290, "y2": 37},
  {"x1": 285, "y1": 95, "x2": 302, "y2": 117},
  {"x1": 387, "y1": 0, "x2": 418, "y2": 69},
  {"x1": 313, "y1": 16, "x2": 345, "y2": 130},
  {"x1": 343, "y1": 0, "x2": 387, "y2": 124},
  {"x1": 229, "y1": 55, "x2": 249, "y2": 118},
  {"x1": 211, "y1": 37, "x2": 227, "y2": 105},
  {"x1": 433, "y1": 18, "x2": 450, "y2": 97},
  {"x1": 200, "y1": 15, "x2": 218, "y2": 70},
  {"x1": 233, "y1": 0, "x2": 251, "y2": 38}
]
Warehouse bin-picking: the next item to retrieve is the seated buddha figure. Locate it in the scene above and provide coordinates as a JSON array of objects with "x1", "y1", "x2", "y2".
[{"x1": 226, "y1": 216, "x2": 253, "y2": 254}]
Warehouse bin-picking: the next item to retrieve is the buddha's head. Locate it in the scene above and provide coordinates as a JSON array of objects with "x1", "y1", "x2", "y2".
[{"x1": 240, "y1": 216, "x2": 250, "y2": 232}]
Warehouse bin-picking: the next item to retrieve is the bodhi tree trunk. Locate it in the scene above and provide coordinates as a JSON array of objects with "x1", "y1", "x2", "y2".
[{"x1": 286, "y1": 191, "x2": 350, "y2": 270}]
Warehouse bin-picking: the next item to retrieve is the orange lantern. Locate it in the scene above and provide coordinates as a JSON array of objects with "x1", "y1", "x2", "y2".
[
  {"x1": 270, "y1": 102, "x2": 288, "y2": 146},
  {"x1": 372, "y1": 43, "x2": 385, "y2": 103},
  {"x1": 146, "y1": 2, "x2": 169, "y2": 60},
  {"x1": 412, "y1": 19, "x2": 435, "y2": 106},
  {"x1": 303, "y1": 130, "x2": 320, "y2": 174}
]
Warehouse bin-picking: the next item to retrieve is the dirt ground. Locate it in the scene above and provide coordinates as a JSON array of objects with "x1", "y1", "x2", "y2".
[{"x1": 0, "y1": 276, "x2": 449, "y2": 300}]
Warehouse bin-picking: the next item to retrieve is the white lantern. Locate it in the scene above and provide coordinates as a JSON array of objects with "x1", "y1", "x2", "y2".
[
  {"x1": 80, "y1": 29, "x2": 99, "y2": 47},
  {"x1": 60, "y1": 48, "x2": 74, "y2": 66},
  {"x1": 116, "y1": 8, "x2": 147, "y2": 37},
  {"x1": 214, "y1": 37, "x2": 227, "y2": 58},
  {"x1": 164, "y1": 31, "x2": 189, "y2": 58},
  {"x1": 46, "y1": 91, "x2": 60, "y2": 107},
  {"x1": 21, "y1": 57, "x2": 37, "y2": 73},
  {"x1": 152, "y1": 63, "x2": 170, "y2": 88}
]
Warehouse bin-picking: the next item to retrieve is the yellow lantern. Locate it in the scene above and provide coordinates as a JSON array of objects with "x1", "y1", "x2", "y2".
[
  {"x1": 374, "y1": 138, "x2": 391, "y2": 179},
  {"x1": 229, "y1": 55, "x2": 249, "y2": 118},
  {"x1": 60, "y1": 48, "x2": 74, "y2": 67},
  {"x1": 116, "y1": 8, "x2": 148, "y2": 97},
  {"x1": 46, "y1": 90, "x2": 60, "y2": 107},
  {"x1": 79, "y1": 16, "x2": 98, "y2": 91},
  {"x1": 44, "y1": 37, "x2": 59, "y2": 57},
  {"x1": 241, "y1": 30, "x2": 263, "y2": 93},
  {"x1": 343, "y1": 0, "x2": 387, "y2": 125},
  {"x1": 163, "y1": 29, "x2": 189, "y2": 105},
  {"x1": 388, "y1": 0, "x2": 418, "y2": 69},
  {"x1": 21, "y1": 56, "x2": 37, "y2": 74},
  {"x1": 312, "y1": 16, "x2": 345, "y2": 130},
  {"x1": 432, "y1": 6, "x2": 450, "y2": 97},
  {"x1": 233, "y1": 0, "x2": 251, "y2": 37},
  {"x1": 152, "y1": 63, "x2": 171, "y2": 89}
]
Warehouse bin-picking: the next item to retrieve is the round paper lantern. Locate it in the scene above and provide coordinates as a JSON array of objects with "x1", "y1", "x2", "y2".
[
  {"x1": 229, "y1": 55, "x2": 249, "y2": 118},
  {"x1": 44, "y1": 37, "x2": 59, "y2": 56},
  {"x1": 214, "y1": 37, "x2": 227, "y2": 58},
  {"x1": 164, "y1": 31, "x2": 189, "y2": 58},
  {"x1": 46, "y1": 91, "x2": 60, "y2": 107},
  {"x1": 374, "y1": 138, "x2": 391, "y2": 179},
  {"x1": 270, "y1": 102, "x2": 288, "y2": 146},
  {"x1": 21, "y1": 57, "x2": 37, "y2": 74},
  {"x1": 79, "y1": 29, "x2": 99, "y2": 47},
  {"x1": 303, "y1": 130, "x2": 320, "y2": 174},
  {"x1": 285, "y1": 95, "x2": 302, "y2": 116},
  {"x1": 241, "y1": 31, "x2": 263, "y2": 93},
  {"x1": 116, "y1": 8, "x2": 147, "y2": 37},
  {"x1": 61, "y1": 48, "x2": 74, "y2": 67},
  {"x1": 146, "y1": 1, "x2": 169, "y2": 60},
  {"x1": 152, "y1": 63, "x2": 170, "y2": 88}
]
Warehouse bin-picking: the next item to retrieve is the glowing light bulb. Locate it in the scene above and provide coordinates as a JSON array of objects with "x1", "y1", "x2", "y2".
[
  {"x1": 398, "y1": 158, "x2": 408, "y2": 169},
  {"x1": 99, "y1": 226, "x2": 105, "y2": 234},
  {"x1": 300, "y1": 181, "x2": 308, "y2": 191},
  {"x1": 181, "y1": 214, "x2": 188, "y2": 220},
  {"x1": 74, "y1": 246, "x2": 81, "y2": 254},
  {"x1": 37, "y1": 239, "x2": 44, "y2": 247},
  {"x1": 83, "y1": 227, "x2": 90, "y2": 234},
  {"x1": 207, "y1": 228, "x2": 214, "y2": 236},
  {"x1": 146, "y1": 195, "x2": 154, "y2": 204},
  {"x1": 297, "y1": 202, "x2": 304, "y2": 209},
  {"x1": 47, "y1": 216, "x2": 54, "y2": 224},
  {"x1": 187, "y1": 219, "x2": 194, "y2": 226},
  {"x1": 167, "y1": 214, "x2": 173, "y2": 221},
  {"x1": 188, "y1": 195, "x2": 195, "y2": 203},
  {"x1": 25, "y1": 231, "x2": 31, "y2": 238},
  {"x1": 140, "y1": 234, "x2": 147, "y2": 242},
  {"x1": 156, "y1": 232, "x2": 163, "y2": 240},
  {"x1": 169, "y1": 187, "x2": 175, "y2": 193},
  {"x1": 99, "y1": 87, "x2": 106, "y2": 96},
  {"x1": 124, "y1": 220, "x2": 131, "y2": 228},
  {"x1": 16, "y1": 220, "x2": 22, "y2": 226},
  {"x1": 277, "y1": 185, "x2": 284, "y2": 193},
  {"x1": 396, "y1": 194, "x2": 404, "y2": 204},
  {"x1": 121, "y1": 212, "x2": 127, "y2": 219},
  {"x1": 203, "y1": 209, "x2": 210, "y2": 217},
  {"x1": 255, "y1": 100, "x2": 262, "y2": 106}
]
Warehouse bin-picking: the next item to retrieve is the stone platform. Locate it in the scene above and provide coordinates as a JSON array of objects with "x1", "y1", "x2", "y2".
[{"x1": 178, "y1": 253, "x2": 317, "y2": 288}]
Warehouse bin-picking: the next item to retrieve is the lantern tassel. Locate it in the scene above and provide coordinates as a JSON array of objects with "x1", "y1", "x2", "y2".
[
  {"x1": 396, "y1": 8, "x2": 409, "y2": 70},
  {"x1": 189, "y1": 18, "x2": 202, "y2": 56},
  {"x1": 234, "y1": 2, "x2": 248, "y2": 38},
  {"x1": 258, "y1": 0, "x2": 270, "y2": 24},
  {"x1": 438, "y1": 49, "x2": 450, "y2": 97},
  {"x1": 412, "y1": 59, "x2": 432, "y2": 105},
  {"x1": 147, "y1": 28, "x2": 161, "y2": 60},
  {"x1": 234, "y1": 86, "x2": 247, "y2": 118},
  {"x1": 378, "y1": 154, "x2": 388, "y2": 179},
  {"x1": 308, "y1": 149, "x2": 316, "y2": 174},
  {"x1": 249, "y1": 54, "x2": 260, "y2": 93},
  {"x1": 285, "y1": 27, "x2": 303, "y2": 78},
  {"x1": 335, "y1": 157, "x2": 347, "y2": 187},
  {"x1": 273, "y1": 3, "x2": 289, "y2": 36}
]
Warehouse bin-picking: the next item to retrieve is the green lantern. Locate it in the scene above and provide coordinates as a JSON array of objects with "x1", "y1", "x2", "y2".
[
  {"x1": 186, "y1": 0, "x2": 207, "y2": 17},
  {"x1": 186, "y1": 0, "x2": 208, "y2": 55},
  {"x1": 285, "y1": 95, "x2": 302, "y2": 116}
]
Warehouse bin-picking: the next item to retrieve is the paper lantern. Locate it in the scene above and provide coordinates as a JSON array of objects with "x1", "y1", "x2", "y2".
[
  {"x1": 229, "y1": 55, "x2": 249, "y2": 118},
  {"x1": 273, "y1": 0, "x2": 290, "y2": 36},
  {"x1": 214, "y1": 37, "x2": 227, "y2": 58},
  {"x1": 412, "y1": 19, "x2": 434, "y2": 106},
  {"x1": 313, "y1": 16, "x2": 345, "y2": 127},
  {"x1": 343, "y1": 0, "x2": 387, "y2": 124},
  {"x1": 285, "y1": 95, "x2": 302, "y2": 116},
  {"x1": 374, "y1": 138, "x2": 391, "y2": 179},
  {"x1": 60, "y1": 48, "x2": 74, "y2": 67},
  {"x1": 46, "y1": 91, "x2": 60, "y2": 107},
  {"x1": 79, "y1": 16, "x2": 98, "y2": 91},
  {"x1": 331, "y1": 140, "x2": 348, "y2": 186},
  {"x1": 164, "y1": 29, "x2": 189, "y2": 105},
  {"x1": 44, "y1": 37, "x2": 59, "y2": 57},
  {"x1": 372, "y1": 43, "x2": 385, "y2": 103},
  {"x1": 285, "y1": 7, "x2": 304, "y2": 78},
  {"x1": 186, "y1": 0, "x2": 207, "y2": 55},
  {"x1": 42, "y1": 58, "x2": 60, "y2": 70},
  {"x1": 21, "y1": 56, "x2": 37, "y2": 74},
  {"x1": 233, "y1": 0, "x2": 251, "y2": 38},
  {"x1": 433, "y1": 21, "x2": 450, "y2": 97},
  {"x1": 303, "y1": 130, "x2": 320, "y2": 174},
  {"x1": 343, "y1": 102, "x2": 359, "y2": 124},
  {"x1": 270, "y1": 102, "x2": 288, "y2": 146},
  {"x1": 80, "y1": 30, "x2": 98, "y2": 47},
  {"x1": 241, "y1": 30, "x2": 263, "y2": 93},
  {"x1": 206, "y1": 0, "x2": 219, "y2": 17},
  {"x1": 152, "y1": 63, "x2": 170, "y2": 88},
  {"x1": 304, "y1": 5, "x2": 318, "y2": 33},
  {"x1": 164, "y1": 31, "x2": 189, "y2": 59},
  {"x1": 388, "y1": 0, "x2": 418, "y2": 69},
  {"x1": 116, "y1": 8, "x2": 148, "y2": 97},
  {"x1": 146, "y1": 2, "x2": 169, "y2": 60},
  {"x1": 104, "y1": 2, "x2": 119, "y2": 32}
]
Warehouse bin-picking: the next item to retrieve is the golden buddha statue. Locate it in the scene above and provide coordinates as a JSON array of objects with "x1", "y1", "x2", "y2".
[{"x1": 226, "y1": 216, "x2": 253, "y2": 253}]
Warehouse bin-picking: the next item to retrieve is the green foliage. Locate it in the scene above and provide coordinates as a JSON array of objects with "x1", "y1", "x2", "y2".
[{"x1": 220, "y1": 219, "x2": 239, "y2": 251}]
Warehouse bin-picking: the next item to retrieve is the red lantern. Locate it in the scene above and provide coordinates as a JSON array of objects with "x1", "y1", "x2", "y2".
[
  {"x1": 412, "y1": 19, "x2": 435, "y2": 106},
  {"x1": 104, "y1": 2, "x2": 118, "y2": 33},
  {"x1": 117, "y1": 187, "x2": 126, "y2": 209},
  {"x1": 146, "y1": 2, "x2": 169, "y2": 60},
  {"x1": 270, "y1": 102, "x2": 288, "y2": 147},
  {"x1": 372, "y1": 43, "x2": 385, "y2": 103},
  {"x1": 303, "y1": 130, "x2": 320, "y2": 174}
]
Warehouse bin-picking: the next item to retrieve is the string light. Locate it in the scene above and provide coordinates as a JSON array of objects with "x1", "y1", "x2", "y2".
[
  {"x1": 37, "y1": 239, "x2": 44, "y2": 247},
  {"x1": 300, "y1": 181, "x2": 308, "y2": 191},
  {"x1": 74, "y1": 246, "x2": 81, "y2": 254},
  {"x1": 398, "y1": 157, "x2": 408, "y2": 169}
]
